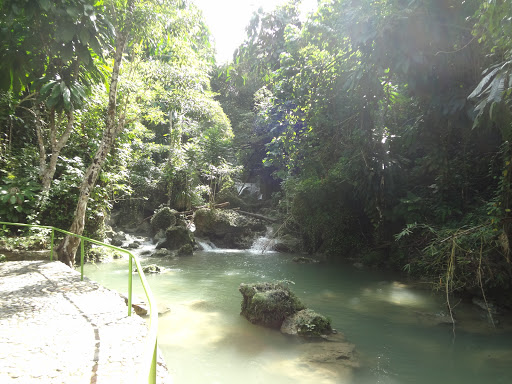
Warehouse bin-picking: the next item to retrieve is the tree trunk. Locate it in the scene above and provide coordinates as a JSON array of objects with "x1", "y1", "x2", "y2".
[
  {"x1": 237, "y1": 210, "x2": 278, "y2": 223},
  {"x1": 56, "y1": 3, "x2": 134, "y2": 267},
  {"x1": 40, "y1": 110, "x2": 75, "y2": 192},
  {"x1": 55, "y1": 124, "x2": 121, "y2": 266}
]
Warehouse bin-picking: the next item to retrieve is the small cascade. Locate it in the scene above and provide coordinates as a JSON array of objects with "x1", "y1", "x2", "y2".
[
  {"x1": 249, "y1": 227, "x2": 276, "y2": 254},
  {"x1": 196, "y1": 239, "x2": 218, "y2": 251}
]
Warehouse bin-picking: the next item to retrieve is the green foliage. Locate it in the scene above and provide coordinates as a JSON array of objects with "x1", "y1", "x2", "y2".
[
  {"x1": 469, "y1": 0, "x2": 512, "y2": 123},
  {"x1": 0, "y1": 175, "x2": 40, "y2": 223},
  {"x1": 37, "y1": 156, "x2": 84, "y2": 228},
  {"x1": 0, "y1": 0, "x2": 111, "y2": 100},
  {"x1": 285, "y1": 175, "x2": 366, "y2": 256},
  {"x1": 0, "y1": 227, "x2": 51, "y2": 251},
  {"x1": 214, "y1": 0, "x2": 512, "y2": 293},
  {"x1": 397, "y1": 220, "x2": 512, "y2": 292}
]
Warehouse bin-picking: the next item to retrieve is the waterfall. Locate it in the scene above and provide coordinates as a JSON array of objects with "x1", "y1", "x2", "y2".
[
  {"x1": 196, "y1": 239, "x2": 217, "y2": 251},
  {"x1": 249, "y1": 227, "x2": 276, "y2": 253}
]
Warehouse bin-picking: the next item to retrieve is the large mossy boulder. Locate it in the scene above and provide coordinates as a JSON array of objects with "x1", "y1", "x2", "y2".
[
  {"x1": 150, "y1": 206, "x2": 177, "y2": 233},
  {"x1": 239, "y1": 282, "x2": 306, "y2": 329},
  {"x1": 274, "y1": 234, "x2": 303, "y2": 253},
  {"x1": 177, "y1": 243, "x2": 193, "y2": 256},
  {"x1": 194, "y1": 208, "x2": 266, "y2": 249},
  {"x1": 280, "y1": 309, "x2": 332, "y2": 336},
  {"x1": 156, "y1": 226, "x2": 194, "y2": 251}
]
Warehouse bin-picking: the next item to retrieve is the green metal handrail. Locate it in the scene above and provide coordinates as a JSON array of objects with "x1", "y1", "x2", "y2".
[{"x1": 0, "y1": 221, "x2": 158, "y2": 384}]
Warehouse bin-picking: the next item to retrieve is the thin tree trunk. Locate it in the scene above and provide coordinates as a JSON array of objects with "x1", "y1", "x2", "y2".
[
  {"x1": 35, "y1": 109, "x2": 47, "y2": 180},
  {"x1": 40, "y1": 110, "x2": 75, "y2": 192},
  {"x1": 56, "y1": 3, "x2": 134, "y2": 267}
]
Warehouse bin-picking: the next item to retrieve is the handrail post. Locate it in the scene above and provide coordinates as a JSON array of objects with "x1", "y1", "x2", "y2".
[
  {"x1": 149, "y1": 341, "x2": 157, "y2": 384},
  {"x1": 50, "y1": 229, "x2": 55, "y2": 261},
  {"x1": 80, "y1": 239, "x2": 85, "y2": 281},
  {"x1": 128, "y1": 255, "x2": 133, "y2": 316}
]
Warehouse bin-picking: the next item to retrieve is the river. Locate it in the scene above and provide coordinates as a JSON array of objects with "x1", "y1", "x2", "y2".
[{"x1": 83, "y1": 237, "x2": 512, "y2": 384}]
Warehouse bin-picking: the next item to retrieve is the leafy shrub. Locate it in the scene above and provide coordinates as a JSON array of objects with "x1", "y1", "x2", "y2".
[{"x1": 0, "y1": 176, "x2": 40, "y2": 224}]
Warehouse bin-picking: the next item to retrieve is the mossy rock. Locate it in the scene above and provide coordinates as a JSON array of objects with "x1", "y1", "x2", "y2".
[
  {"x1": 139, "y1": 264, "x2": 161, "y2": 274},
  {"x1": 151, "y1": 248, "x2": 175, "y2": 258},
  {"x1": 239, "y1": 282, "x2": 306, "y2": 329},
  {"x1": 281, "y1": 309, "x2": 332, "y2": 336},
  {"x1": 177, "y1": 243, "x2": 193, "y2": 256},
  {"x1": 156, "y1": 226, "x2": 194, "y2": 251},
  {"x1": 194, "y1": 208, "x2": 266, "y2": 249},
  {"x1": 275, "y1": 234, "x2": 303, "y2": 253},
  {"x1": 216, "y1": 189, "x2": 249, "y2": 211},
  {"x1": 85, "y1": 247, "x2": 124, "y2": 263},
  {"x1": 150, "y1": 206, "x2": 177, "y2": 232}
]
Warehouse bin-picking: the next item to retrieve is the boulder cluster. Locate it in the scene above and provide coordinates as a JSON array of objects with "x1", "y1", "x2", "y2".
[
  {"x1": 239, "y1": 281, "x2": 359, "y2": 371},
  {"x1": 239, "y1": 281, "x2": 332, "y2": 336}
]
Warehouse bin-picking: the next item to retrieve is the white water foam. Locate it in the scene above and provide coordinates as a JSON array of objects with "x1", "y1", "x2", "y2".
[
  {"x1": 249, "y1": 236, "x2": 276, "y2": 254},
  {"x1": 196, "y1": 239, "x2": 217, "y2": 251}
]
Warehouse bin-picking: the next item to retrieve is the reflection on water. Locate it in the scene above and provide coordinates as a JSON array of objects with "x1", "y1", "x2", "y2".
[{"x1": 84, "y1": 246, "x2": 512, "y2": 384}]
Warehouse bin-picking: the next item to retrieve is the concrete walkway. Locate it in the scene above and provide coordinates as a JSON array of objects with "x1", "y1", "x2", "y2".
[{"x1": 0, "y1": 260, "x2": 171, "y2": 384}]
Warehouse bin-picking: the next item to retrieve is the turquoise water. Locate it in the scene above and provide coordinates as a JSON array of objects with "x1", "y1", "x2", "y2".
[{"x1": 84, "y1": 242, "x2": 512, "y2": 384}]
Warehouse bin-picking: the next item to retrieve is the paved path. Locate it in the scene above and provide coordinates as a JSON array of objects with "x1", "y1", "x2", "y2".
[{"x1": 0, "y1": 260, "x2": 171, "y2": 384}]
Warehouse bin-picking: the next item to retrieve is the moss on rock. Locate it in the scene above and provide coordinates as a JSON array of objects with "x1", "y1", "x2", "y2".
[
  {"x1": 177, "y1": 243, "x2": 193, "y2": 256},
  {"x1": 150, "y1": 206, "x2": 177, "y2": 232},
  {"x1": 281, "y1": 309, "x2": 332, "y2": 336},
  {"x1": 85, "y1": 247, "x2": 124, "y2": 263},
  {"x1": 159, "y1": 226, "x2": 194, "y2": 250},
  {"x1": 194, "y1": 208, "x2": 266, "y2": 249},
  {"x1": 239, "y1": 282, "x2": 306, "y2": 328}
]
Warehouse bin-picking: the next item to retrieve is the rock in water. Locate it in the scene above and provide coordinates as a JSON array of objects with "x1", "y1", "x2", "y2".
[
  {"x1": 177, "y1": 244, "x2": 193, "y2": 256},
  {"x1": 156, "y1": 226, "x2": 194, "y2": 251},
  {"x1": 281, "y1": 309, "x2": 332, "y2": 336},
  {"x1": 239, "y1": 282, "x2": 306, "y2": 328},
  {"x1": 151, "y1": 249, "x2": 175, "y2": 258},
  {"x1": 296, "y1": 332, "x2": 359, "y2": 368},
  {"x1": 138, "y1": 264, "x2": 161, "y2": 274},
  {"x1": 274, "y1": 234, "x2": 303, "y2": 253},
  {"x1": 150, "y1": 206, "x2": 177, "y2": 233}
]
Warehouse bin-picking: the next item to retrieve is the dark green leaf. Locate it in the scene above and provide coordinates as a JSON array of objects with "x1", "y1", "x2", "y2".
[
  {"x1": 60, "y1": 43, "x2": 74, "y2": 62},
  {"x1": 62, "y1": 85, "x2": 71, "y2": 110},
  {"x1": 58, "y1": 24, "x2": 76, "y2": 43},
  {"x1": 79, "y1": 28, "x2": 91, "y2": 45},
  {"x1": 88, "y1": 36, "x2": 102, "y2": 55},
  {"x1": 66, "y1": 7, "x2": 79, "y2": 19},
  {"x1": 488, "y1": 73, "x2": 505, "y2": 103},
  {"x1": 468, "y1": 67, "x2": 500, "y2": 99},
  {"x1": 39, "y1": 81, "x2": 56, "y2": 97},
  {"x1": 38, "y1": 0, "x2": 50, "y2": 11}
]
